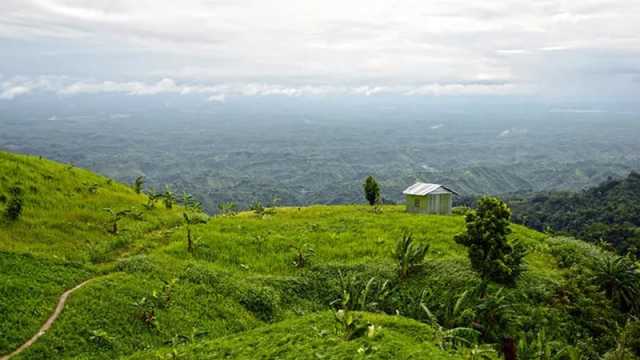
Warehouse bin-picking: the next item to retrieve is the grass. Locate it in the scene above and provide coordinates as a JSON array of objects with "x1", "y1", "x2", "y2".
[
  {"x1": 0, "y1": 151, "x2": 579, "y2": 359},
  {"x1": 126, "y1": 311, "x2": 467, "y2": 360}
]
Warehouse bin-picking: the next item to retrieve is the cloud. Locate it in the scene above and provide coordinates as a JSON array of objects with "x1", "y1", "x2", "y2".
[
  {"x1": 2, "y1": 76, "x2": 521, "y2": 100},
  {"x1": 0, "y1": 85, "x2": 32, "y2": 99},
  {"x1": 207, "y1": 94, "x2": 226, "y2": 103},
  {"x1": 0, "y1": 0, "x2": 639, "y2": 98}
]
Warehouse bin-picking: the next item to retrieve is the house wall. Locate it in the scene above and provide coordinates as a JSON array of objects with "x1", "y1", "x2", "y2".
[{"x1": 405, "y1": 193, "x2": 452, "y2": 214}]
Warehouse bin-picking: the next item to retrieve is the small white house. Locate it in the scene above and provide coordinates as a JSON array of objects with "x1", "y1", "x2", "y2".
[{"x1": 403, "y1": 182, "x2": 458, "y2": 214}]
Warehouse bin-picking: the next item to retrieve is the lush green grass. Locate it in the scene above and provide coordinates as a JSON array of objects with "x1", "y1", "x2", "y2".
[
  {"x1": 0, "y1": 151, "x2": 183, "y2": 356},
  {"x1": 2, "y1": 151, "x2": 613, "y2": 359},
  {"x1": 126, "y1": 311, "x2": 474, "y2": 360},
  {"x1": 0, "y1": 151, "x2": 183, "y2": 262},
  {"x1": 0, "y1": 252, "x2": 91, "y2": 352}
]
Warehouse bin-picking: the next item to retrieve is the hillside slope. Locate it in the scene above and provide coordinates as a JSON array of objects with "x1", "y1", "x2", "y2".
[
  {"x1": 0, "y1": 152, "x2": 634, "y2": 359},
  {"x1": 0, "y1": 151, "x2": 184, "y2": 354},
  {"x1": 510, "y1": 171, "x2": 640, "y2": 255}
]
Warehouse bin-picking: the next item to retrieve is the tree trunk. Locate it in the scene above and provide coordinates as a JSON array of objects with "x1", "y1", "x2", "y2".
[
  {"x1": 502, "y1": 336, "x2": 517, "y2": 360},
  {"x1": 187, "y1": 227, "x2": 193, "y2": 253}
]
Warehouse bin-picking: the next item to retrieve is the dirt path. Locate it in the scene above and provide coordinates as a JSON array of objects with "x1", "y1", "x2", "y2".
[{"x1": 0, "y1": 279, "x2": 94, "y2": 360}]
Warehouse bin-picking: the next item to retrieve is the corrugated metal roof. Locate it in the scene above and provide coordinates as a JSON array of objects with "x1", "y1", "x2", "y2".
[{"x1": 402, "y1": 182, "x2": 458, "y2": 196}]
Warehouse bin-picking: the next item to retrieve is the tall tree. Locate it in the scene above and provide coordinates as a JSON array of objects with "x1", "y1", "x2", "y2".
[
  {"x1": 363, "y1": 176, "x2": 381, "y2": 206},
  {"x1": 454, "y1": 197, "x2": 525, "y2": 285}
]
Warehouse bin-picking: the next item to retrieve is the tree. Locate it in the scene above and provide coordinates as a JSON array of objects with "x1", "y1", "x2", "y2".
[
  {"x1": 183, "y1": 212, "x2": 208, "y2": 253},
  {"x1": 591, "y1": 255, "x2": 640, "y2": 313},
  {"x1": 455, "y1": 197, "x2": 525, "y2": 285},
  {"x1": 163, "y1": 186, "x2": 176, "y2": 209},
  {"x1": 103, "y1": 208, "x2": 132, "y2": 234},
  {"x1": 363, "y1": 176, "x2": 380, "y2": 206},
  {"x1": 394, "y1": 231, "x2": 429, "y2": 280},
  {"x1": 3, "y1": 186, "x2": 23, "y2": 221},
  {"x1": 133, "y1": 176, "x2": 145, "y2": 194}
]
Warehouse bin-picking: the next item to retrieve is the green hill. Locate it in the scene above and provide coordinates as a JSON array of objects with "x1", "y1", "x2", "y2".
[
  {"x1": 510, "y1": 171, "x2": 640, "y2": 255},
  {"x1": 1, "y1": 151, "x2": 637, "y2": 359}
]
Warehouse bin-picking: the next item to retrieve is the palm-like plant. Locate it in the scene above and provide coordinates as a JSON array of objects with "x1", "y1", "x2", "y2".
[
  {"x1": 103, "y1": 208, "x2": 132, "y2": 234},
  {"x1": 420, "y1": 301, "x2": 480, "y2": 350},
  {"x1": 163, "y1": 186, "x2": 176, "y2": 209},
  {"x1": 332, "y1": 272, "x2": 391, "y2": 312},
  {"x1": 133, "y1": 176, "x2": 145, "y2": 194},
  {"x1": 183, "y1": 212, "x2": 208, "y2": 253},
  {"x1": 290, "y1": 242, "x2": 314, "y2": 268},
  {"x1": 591, "y1": 255, "x2": 640, "y2": 313},
  {"x1": 394, "y1": 231, "x2": 429, "y2": 280}
]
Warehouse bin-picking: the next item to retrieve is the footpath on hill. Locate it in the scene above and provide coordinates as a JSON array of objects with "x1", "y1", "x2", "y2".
[{"x1": 0, "y1": 279, "x2": 96, "y2": 360}]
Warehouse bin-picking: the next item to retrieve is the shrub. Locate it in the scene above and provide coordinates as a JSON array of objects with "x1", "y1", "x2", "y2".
[
  {"x1": 334, "y1": 309, "x2": 373, "y2": 341},
  {"x1": 394, "y1": 231, "x2": 429, "y2": 280},
  {"x1": 3, "y1": 186, "x2": 23, "y2": 221},
  {"x1": 217, "y1": 202, "x2": 238, "y2": 216},
  {"x1": 116, "y1": 255, "x2": 158, "y2": 274},
  {"x1": 179, "y1": 264, "x2": 222, "y2": 286},
  {"x1": 332, "y1": 272, "x2": 391, "y2": 312},
  {"x1": 239, "y1": 285, "x2": 280, "y2": 322},
  {"x1": 291, "y1": 242, "x2": 315, "y2": 268}
]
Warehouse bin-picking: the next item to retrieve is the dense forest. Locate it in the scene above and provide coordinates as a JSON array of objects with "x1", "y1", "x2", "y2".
[{"x1": 510, "y1": 172, "x2": 640, "y2": 256}]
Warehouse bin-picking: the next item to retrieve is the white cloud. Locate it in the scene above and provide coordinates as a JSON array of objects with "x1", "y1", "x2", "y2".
[
  {"x1": 0, "y1": 85, "x2": 32, "y2": 99},
  {"x1": 0, "y1": 0, "x2": 638, "y2": 98},
  {"x1": 2, "y1": 77, "x2": 519, "y2": 100}
]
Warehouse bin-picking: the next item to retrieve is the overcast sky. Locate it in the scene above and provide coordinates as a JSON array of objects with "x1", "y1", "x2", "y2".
[{"x1": 1, "y1": 0, "x2": 639, "y2": 101}]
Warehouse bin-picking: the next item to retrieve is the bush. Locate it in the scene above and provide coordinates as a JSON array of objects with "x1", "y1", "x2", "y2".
[
  {"x1": 115, "y1": 255, "x2": 158, "y2": 274},
  {"x1": 239, "y1": 285, "x2": 281, "y2": 322},
  {"x1": 394, "y1": 231, "x2": 429, "y2": 280},
  {"x1": 452, "y1": 206, "x2": 472, "y2": 216},
  {"x1": 3, "y1": 186, "x2": 23, "y2": 221},
  {"x1": 179, "y1": 264, "x2": 222, "y2": 286}
]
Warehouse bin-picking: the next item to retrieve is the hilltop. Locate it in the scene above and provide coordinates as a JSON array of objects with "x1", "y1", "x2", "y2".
[{"x1": 0, "y1": 151, "x2": 637, "y2": 359}]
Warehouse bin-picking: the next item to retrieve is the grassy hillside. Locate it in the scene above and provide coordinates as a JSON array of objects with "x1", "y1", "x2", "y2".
[
  {"x1": 1, "y1": 151, "x2": 636, "y2": 359},
  {"x1": 0, "y1": 151, "x2": 184, "y2": 354}
]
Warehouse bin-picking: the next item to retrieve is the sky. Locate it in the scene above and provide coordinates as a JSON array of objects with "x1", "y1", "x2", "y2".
[{"x1": 1, "y1": 0, "x2": 639, "y2": 102}]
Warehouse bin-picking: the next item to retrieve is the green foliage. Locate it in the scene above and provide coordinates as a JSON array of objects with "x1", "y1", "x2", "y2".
[
  {"x1": 455, "y1": 197, "x2": 525, "y2": 285},
  {"x1": 3, "y1": 185, "x2": 23, "y2": 221},
  {"x1": 420, "y1": 301, "x2": 480, "y2": 350},
  {"x1": 334, "y1": 309, "x2": 372, "y2": 340},
  {"x1": 363, "y1": 175, "x2": 381, "y2": 206},
  {"x1": 239, "y1": 285, "x2": 280, "y2": 322},
  {"x1": 394, "y1": 231, "x2": 429, "y2": 280},
  {"x1": 591, "y1": 255, "x2": 640, "y2": 314},
  {"x1": 4, "y1": 152, "x2": 636, "y2": 360},
  {"x1": 290, "y1": 242, "x2": 314, "y2": 268},
  {"x1": 217, "y1": 201, "x2": 238, "y2": 216},
  {"x1": 332, "y1": 272, "x2": 391, "y2": 312},
  {"x1": 133, "y1": 176, "x2": 145, "y2": 194},
  {"x1": 182, "y1": 212, "x2": 208, "y2": 253},
  {"x1": 511, "y1": 172, "x2": 640, "y2": 256},
  {"x1": 163, "y1": 186, "x2": 176, "y2": 209},
  {"x1": 104, "y1": 208, "x2": 133, "y2": 234}
]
